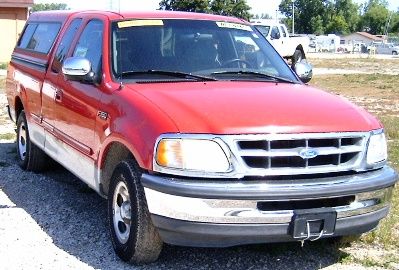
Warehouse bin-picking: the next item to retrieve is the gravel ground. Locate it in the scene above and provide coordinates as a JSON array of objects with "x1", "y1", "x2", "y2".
[
  {"x1": 0, "y1": 141, "x2": 373, "y2": 270},
  {"x1": 0, "y1": 72, "x2": 396, "y2": 269}
]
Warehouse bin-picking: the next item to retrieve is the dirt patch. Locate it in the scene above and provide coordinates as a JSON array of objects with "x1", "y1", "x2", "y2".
[{"x1": 309, "y1": 57, "x2": 399, "y2": 75}]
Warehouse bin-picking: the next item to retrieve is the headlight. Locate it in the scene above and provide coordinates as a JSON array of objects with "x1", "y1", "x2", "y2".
[
  {"x1": 155, "y1": 138, "x2": 230, "y2": 172},
  {"x1": 366, "y1": 131, "x2": 387, "y2": 165}
]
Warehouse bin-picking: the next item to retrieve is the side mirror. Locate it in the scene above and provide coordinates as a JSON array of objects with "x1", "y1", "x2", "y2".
[
  {"x1": 294, "y1": 60, "x2": 313, "y2": 83},
  {"x1": 62, "y1": 57, "x2": 95, "y2": 83}
]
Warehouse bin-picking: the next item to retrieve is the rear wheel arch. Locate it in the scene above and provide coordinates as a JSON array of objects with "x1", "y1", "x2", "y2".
[{"x1": 14, "y1": 96, "x2": 24, "y2": 121}]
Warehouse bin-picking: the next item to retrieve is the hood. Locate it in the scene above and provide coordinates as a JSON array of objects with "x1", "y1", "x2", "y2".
[{"x1": 126, "y1": 81, "x2": 381, "y2": 134}]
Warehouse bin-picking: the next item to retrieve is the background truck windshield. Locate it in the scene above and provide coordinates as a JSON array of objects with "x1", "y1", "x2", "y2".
[{"x1": 111, "y1": 19, "x2": 297, "y2": 82}]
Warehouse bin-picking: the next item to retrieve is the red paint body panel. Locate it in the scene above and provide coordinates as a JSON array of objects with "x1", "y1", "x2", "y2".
[
  {"x1": 96, "y1": 82, "x2": 179, "y2": 169},
  {"x1": 125, "y1": 82, "x2": 381, "y2": 135}
]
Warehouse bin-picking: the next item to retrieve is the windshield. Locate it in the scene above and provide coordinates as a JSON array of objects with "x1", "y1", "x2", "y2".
[{"x1": 111, "y1": 19, "x2": 297, "y2": 82}]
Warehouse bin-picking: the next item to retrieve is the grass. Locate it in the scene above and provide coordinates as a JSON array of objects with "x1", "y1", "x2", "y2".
[
  {"x1": 0, "y1": 133, "x2": 15, "y2": 141},
  {"x1": 340, "y1": 253, "x2": 399, "y2": 269},
  {"x1": 0, "y1": 62, "x2": 7, "y2": 70},
  {"x1": 311, "y1": 71, "x2": 399, "y2": 249},
  {"x1": 0, "y1": 76, "x2": 5, "y2": 92},
  {"x1": 311, "y1": 73, "x2": 398, "y2": 100}
]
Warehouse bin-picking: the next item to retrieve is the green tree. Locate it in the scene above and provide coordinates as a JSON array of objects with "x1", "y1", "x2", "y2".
[
  {"x1": 359, "y1": 0, "x2": 389, "y2": 34},
  {"x1": 253, "y1": 13, "x2": 272, "y2": 20},
  {"x1": 279, "y1": 0, "x2": 328, "y2": 34},
  {"x1": 159, "y1": 0, "x2": 251, "y2": 20},
  {"x1": 310, "y1": 15, "x2": 325, "y2": 35},
  {"x1": 391, "y1": 12, "x2": 399, "y2": 32},
  {"x1": 279, "y1": 0, "x2": 361, "y2": 34},
  {"x1": 334, "y1": 0, "x2": 360, "y2": 32},
  {"x1": 325, "y1": 14, "x2": 349, "y2": 34},
  {"x1": 159, "y1": 0, "x2": 209, "y2": 12},
  {"x1": 230, "y1": 0, "x2": 251, "y2": 20},
  {"x1": 32, "y1": 3, "x2": 68, "y2": 12}
]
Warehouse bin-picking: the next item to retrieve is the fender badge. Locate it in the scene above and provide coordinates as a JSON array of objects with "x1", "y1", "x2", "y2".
[{"x1": 97, "y1": 111, "x2": 109, "y2": 120}]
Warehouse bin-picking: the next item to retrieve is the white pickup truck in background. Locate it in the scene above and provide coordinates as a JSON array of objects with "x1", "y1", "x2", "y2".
[{"x1": 251, "y1": 19, "x2": 310, "y2": 66}]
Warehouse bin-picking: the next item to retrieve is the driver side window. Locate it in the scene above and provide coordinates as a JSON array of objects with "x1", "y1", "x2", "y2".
[{"x1": 73, "y1": 20, "x2": 103, "y2": 76}]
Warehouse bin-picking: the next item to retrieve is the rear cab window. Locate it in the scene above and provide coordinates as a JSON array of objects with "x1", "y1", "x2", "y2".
[{"x1": 18, "y1": 22, "x2": 61, "y2": 54}]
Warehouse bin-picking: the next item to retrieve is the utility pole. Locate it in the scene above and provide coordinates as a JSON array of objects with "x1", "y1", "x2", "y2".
[
  {"x1": 275, "y1": 9, "x2": 278, "y2": 23},
  {"x1": 384, "y1": 11, "x2": 393, "y2": 42},
  {"x1": 292, "y1": 0, "x2": 295, "y2": 34}
]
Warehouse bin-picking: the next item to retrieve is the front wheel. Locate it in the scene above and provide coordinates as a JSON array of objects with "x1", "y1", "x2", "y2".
[
  {"x1": 392, "y1": 51, "x2": 398, "y2": 55},
  {"x1": 108, "y1": 160, "x2": 163, "y2": 264},
  {"x1": 16, "y1": 111, "x2": 48, "y2": 172}
]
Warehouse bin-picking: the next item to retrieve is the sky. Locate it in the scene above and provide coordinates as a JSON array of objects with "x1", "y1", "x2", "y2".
[{"x1": 34, "y1": 0, "x2": 399, "y2": 16}]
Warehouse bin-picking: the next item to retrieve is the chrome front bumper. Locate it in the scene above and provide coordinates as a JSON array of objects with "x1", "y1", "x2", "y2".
[
  {"x1": 143, "y1": 187, "x2": 393, "y2": 224},
  {"x1": 141, "y1": 166, "x2": 397, "y2": 246}
]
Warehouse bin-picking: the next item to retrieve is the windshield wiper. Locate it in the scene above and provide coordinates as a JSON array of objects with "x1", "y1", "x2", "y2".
[
  {"x1": 211, "y1": 70, "x2": 298, "y2": 84},
  {"x1": 121, "y1": 70, "x2": 217, "y2": 81}
]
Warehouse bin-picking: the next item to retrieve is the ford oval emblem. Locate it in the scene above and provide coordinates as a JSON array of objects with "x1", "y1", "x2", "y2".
[{"x1": 299, "y1": 149, "x2": 318, "y2": 159}]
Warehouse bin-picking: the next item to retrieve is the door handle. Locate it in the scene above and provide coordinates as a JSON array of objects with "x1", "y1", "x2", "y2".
[{"x1": 55, "y1": 89, "x2": 63, "y2": 102}]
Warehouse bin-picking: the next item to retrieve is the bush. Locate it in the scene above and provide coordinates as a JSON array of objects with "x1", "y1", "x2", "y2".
[{"x1": 0, "y1": 62, "x2": 8, "y2": 69}]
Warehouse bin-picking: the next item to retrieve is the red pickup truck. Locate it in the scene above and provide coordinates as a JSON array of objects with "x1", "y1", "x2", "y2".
[{"x1": 5, "y1": 10, "x2": 398, "y2": 264}]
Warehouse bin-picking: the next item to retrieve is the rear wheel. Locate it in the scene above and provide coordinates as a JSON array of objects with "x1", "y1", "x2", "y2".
[
  {"x1": 16, "y1": 111, "x2": 48, "y2": 172},
  {"x1": 108, "y1": 160, "x2": 163, "y2": 264},
  {"x1": 392, "y1": 51, "x2": 398, "y2": 55}
]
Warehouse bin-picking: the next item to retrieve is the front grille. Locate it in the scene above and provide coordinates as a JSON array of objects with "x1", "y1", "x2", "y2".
[{"x1": 231, "y1": 133, "x2": 368, "y2": 176}]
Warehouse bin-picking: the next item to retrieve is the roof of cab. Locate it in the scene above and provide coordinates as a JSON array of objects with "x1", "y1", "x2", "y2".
[{"x1": 28, "y1": 10, "x2": 248, "y2": 24}]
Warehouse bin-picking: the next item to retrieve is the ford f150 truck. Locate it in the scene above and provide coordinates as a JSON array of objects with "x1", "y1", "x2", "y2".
[
  {"x1": 5, "y1": 10, "x2": 398, "y2": 264},
  {"x1": 251, "y1": 19, "x2": 310, "y2": 66}
]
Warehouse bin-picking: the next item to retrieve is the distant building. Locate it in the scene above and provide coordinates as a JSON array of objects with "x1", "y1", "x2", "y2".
[
  {"x1": 341, "y1": 32, "x2": 385, "y2": 46},
  {"x1": 0, "y1": 0, "x2": 33, "y2": 63}
]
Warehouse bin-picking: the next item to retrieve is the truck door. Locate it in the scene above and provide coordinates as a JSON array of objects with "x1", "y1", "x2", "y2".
[
  {"x1": 42, "y1": 18, "x2": 82, "y2": 132},
  {"x1": 279, "y1": 25, "x2": 290, "y2": 57},
  {"x1": 51, "y1": 19, "x2": 104, "y2": 162}
]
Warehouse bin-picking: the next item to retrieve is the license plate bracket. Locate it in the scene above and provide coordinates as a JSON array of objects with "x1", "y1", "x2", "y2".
[{"x1": 290, "y1": 208, "x2": 337, "y2": 240}]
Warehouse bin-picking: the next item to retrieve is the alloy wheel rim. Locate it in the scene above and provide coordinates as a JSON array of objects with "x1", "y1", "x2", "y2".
[{"x1": 113, "y1": 181, "x2": 131, "y2": 244}]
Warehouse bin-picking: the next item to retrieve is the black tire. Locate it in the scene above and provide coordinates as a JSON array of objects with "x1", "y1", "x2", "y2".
[
  {"x1": 292, "y1": 49, "x2": 305, "y2": 67},
  {"x1": 392, "y1": 51, "x2": 398, "y2": 55},
  {"x1": 16, "y1": 110, "x2": 48, "y2": 172},
  {"x1": 108, "y1": 160, "x2": 163, "y2": 264}
]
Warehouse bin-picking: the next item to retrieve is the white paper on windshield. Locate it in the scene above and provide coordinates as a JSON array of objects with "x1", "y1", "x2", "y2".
[{"x1": 216, "y1": 21, "x2": 252, "y2": 31}]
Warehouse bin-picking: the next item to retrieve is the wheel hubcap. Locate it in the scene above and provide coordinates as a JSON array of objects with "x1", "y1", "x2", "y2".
[
  {"x1": 113, "y1": 182, "x2": 131, "y2": 244},
  {"x1": 18, "y1": 122, "x2": 27, "y2": 161}
]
